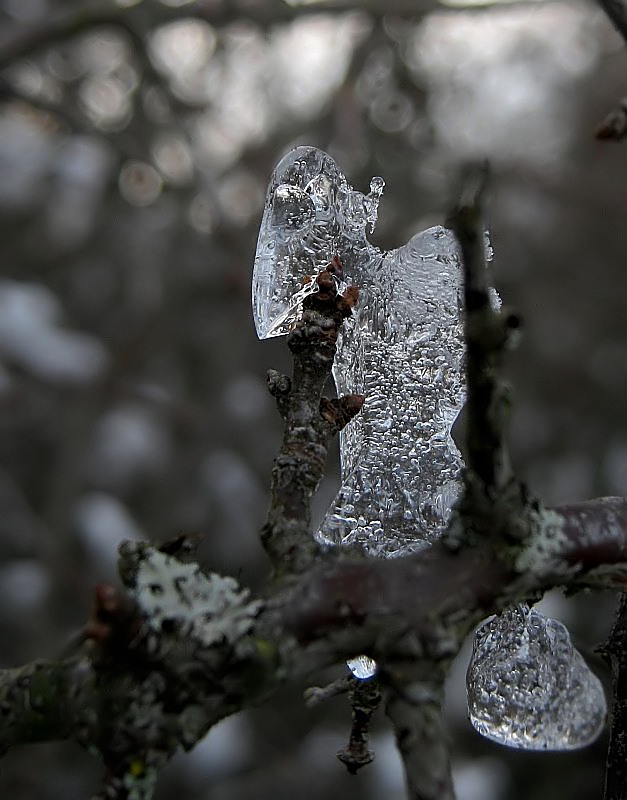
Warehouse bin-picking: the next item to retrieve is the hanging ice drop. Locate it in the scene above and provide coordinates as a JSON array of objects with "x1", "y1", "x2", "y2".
[
  {"x1": 466, "y1": 605, "x2": 607, "y2": 750},
  {"x1": 346, "y1": 655, "x2": 377, "y2": 680}
]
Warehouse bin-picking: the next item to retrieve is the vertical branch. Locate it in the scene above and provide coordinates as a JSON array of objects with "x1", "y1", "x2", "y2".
[
  {"x1": 385, "y1": 681, "x2": 454, "y2": 800},
  {"x1": 603, "y1": 592, "x2": 627, "y2": 800},
  {"x1": 261, "y1": 267, "x2": 363, "y2": 577},
  {"x1": 336, "y1": 677, "x2": 382, "y2": 774},
  {"x1": 449, "y1": 166, "x2": 512, "y2": 495}
]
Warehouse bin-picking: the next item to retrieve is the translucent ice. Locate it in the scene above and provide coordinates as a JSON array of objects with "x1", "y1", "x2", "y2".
[
  {"x1": 346, "y1": 655, "x2": 378, "y2": 680},
  {"x1": 253, "y1": 146, "x2": 464, "y2": 557},
  {"x1": 253, "y1": 148, "x2": 384, "y2": 340},
  {"x1": 253, "y1": 147, "x2": 605, "y2": 746},
  {"x1": 466, "y1": 605, "x2": 607, "y2": 750}
]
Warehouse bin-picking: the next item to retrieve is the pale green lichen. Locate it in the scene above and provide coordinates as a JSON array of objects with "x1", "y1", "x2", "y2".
[
  {"x1": 125, "y1": 546, "x2": 263, "y2": 647},
  {"x1": 514, "y1": 508, "x2": 574, "y2": 581}
]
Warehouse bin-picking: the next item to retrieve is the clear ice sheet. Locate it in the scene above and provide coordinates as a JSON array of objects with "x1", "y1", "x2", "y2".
[
  {"x1": 466, "y1": 606, "x2": 607, "y2": 750},
  {"x1": 253, "y1": 146, "x2": 464, "y2": 558}
]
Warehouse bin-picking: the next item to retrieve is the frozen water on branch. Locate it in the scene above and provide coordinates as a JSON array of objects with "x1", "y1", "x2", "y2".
[
  {"x1": 346, "y1": 655, "x2": 378, "y2": 681},
  {"x1": 253, "y1": 146, "x2": 606, "y2": 738},
  {"x1": 253, "y1": 147, "x2": 384, "y2": 341},
  {"x1": 466, "y1": 605, "x2": 607, "y2": 750},
  {"x1": 253, "y1": 146, "x2": 464, "y2": 557}
]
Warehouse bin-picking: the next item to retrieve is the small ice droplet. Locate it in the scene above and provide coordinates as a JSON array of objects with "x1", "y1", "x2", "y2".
[
  {"x1": 271, "y1": 184, "x2": 315, "y2": 239},
  {"x1": 347, "y1": 654, "x2": 377, "y2": 680},
  {"x1": 369, "y1": 176, "x2": 385, "y2": 195},
  {"x1": 466, "y1": 606, "x2": 607, "y2": 750}
]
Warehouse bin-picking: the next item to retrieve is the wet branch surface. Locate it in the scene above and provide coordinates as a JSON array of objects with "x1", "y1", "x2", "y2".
[{"x1": 2, "y1": 208, "x2": 627, "y2": 798}]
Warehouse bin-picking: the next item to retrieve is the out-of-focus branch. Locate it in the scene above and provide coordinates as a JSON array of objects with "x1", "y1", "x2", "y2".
[
  {"x1": 596, "y1": 0, "x2": 627, "y2": 43},
  {"x1": 448, "y1": 167, "x2": 520, "y2": 498},
  {"x1": 596, "y1": 99, "x2": 627, "y2": 141},
  {"x1": 601, "y1": 592, "x2": 627, "y2": 800},
  {"x1": 0, "y1": 0, "x2": 555, "y2": 73},
  {"x1": 595, "y1": 1, "x2": 627, "y2": 139},
  {"x1": 261, "y1": 265, "x2": 363, "y2": 577},
  {"x1": 385, "y1": 681, "x2": 454, "y2": 800}
]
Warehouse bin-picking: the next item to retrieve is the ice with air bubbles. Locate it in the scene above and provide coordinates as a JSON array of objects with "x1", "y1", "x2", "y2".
[
  {"x1": 253, "y1": 146, "x2": 465, "y2": 558},
  {"x1": 252, "y1": 146, "x2": 606, "y2": 739},
  {"x1": 466, "y1": 605, "x2": 607, "y2": 750}
]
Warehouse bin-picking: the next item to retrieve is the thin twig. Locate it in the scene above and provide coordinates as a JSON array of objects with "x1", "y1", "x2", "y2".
[
  {"x1": 601, "y1": 592, "x2": 627, "y2": 800},
  {"x1": 449, "y1": 165, "x2": 515, "y2": 495},
  {"x1": 336, "y1": 676, "x2": 381, "y2": 774}
]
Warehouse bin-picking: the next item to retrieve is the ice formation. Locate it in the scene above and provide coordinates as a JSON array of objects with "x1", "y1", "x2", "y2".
[
  {"x1": 253, "y1": 145, "x2": 465, "y2": 558},
  {"x1": 466, "y1": 605, "x2": 607, "y2": 750},
  {"x1": 346, "y1": 655, "x2": 377, "y2": 681},
  {"x1": 253, "y1": 145, "x2": 606, "y2": 739}
]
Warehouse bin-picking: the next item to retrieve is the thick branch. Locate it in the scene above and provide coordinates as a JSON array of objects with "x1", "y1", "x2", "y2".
[
  {"x1": 0, "y1": 659, "x2": 86, "y2": 753},
  {"x1": 280, "y1": 498, "x2": 627, "y2": 664},
  {"x1": 385, "y1": 682, "x2": 454, "y2": 800}
]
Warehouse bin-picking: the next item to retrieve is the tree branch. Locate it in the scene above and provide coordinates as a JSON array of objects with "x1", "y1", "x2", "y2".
[
  {"x1": 602, "y1": 592, "x2": 627, "y2": 800},
  {"x1": 261, "y1": 266, "x2": 362, "y2": 577},
  {"x1": 596, "y1": 0, "x2": 627, "y2": 43},
  {"x1": 385, "y1": 681, "x2": 454, "y2": 800}
]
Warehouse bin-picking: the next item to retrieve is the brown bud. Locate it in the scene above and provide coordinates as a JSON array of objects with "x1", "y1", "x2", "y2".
[{"x1": 339, "y1": 394, "x2": 365, "y2": 421}]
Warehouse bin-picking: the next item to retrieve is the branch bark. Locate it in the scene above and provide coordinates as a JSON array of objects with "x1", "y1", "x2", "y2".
[
  {"x1": 386, "y1": 682, "x2": 454, "y2": 800},
  {"x1": 596, "y1": 0, "x2": 627, "y2": 43},
  {"x1": 261, "y1": 265, "x2": 362, "y2": 577},
  {"x1": 602, "y1": 592, "x2": 627, "y2": 800}
]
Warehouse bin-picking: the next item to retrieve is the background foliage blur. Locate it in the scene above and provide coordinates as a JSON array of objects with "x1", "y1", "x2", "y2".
[{"x1": 0, "y1": 1, "x2": 626, "y2": 798}]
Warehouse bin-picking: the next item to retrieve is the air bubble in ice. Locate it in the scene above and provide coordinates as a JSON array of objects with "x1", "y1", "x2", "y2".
[{"x1": 271, "y1": 184, "x2": 315, "y2": 239}]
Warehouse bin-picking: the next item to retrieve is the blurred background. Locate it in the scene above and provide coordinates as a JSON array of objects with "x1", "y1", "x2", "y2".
[{"x1": 0, "y1": 0, "x2": 625, "y2": 798}]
